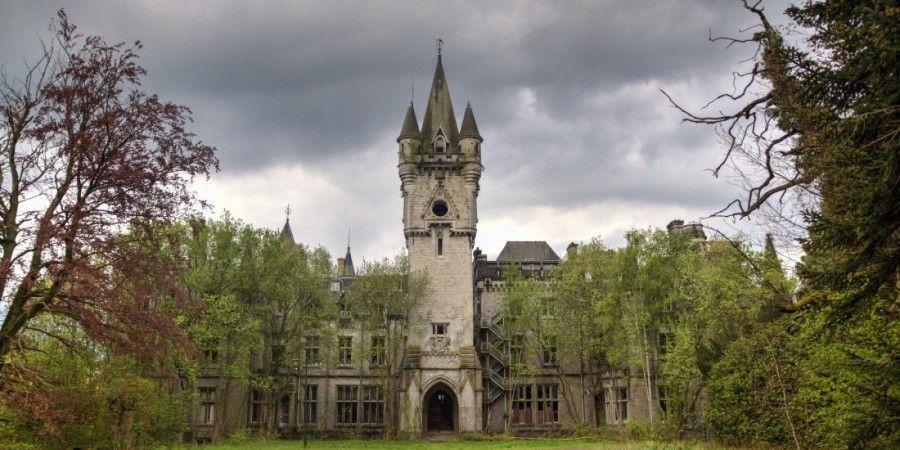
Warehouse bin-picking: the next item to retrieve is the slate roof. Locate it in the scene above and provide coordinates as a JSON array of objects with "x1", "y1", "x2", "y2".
[
  {"x1": 398, "y1": 102, "x2": 419, "y2": 141},
  {"x1": 343, "y1": 246, "x2": 355, "y2": 277},
  {"x1": 497, "y1": 241, "x2": 560, "y2": 262},
  {"x1": 459, "y1": 102, "x2": 482, "y2": 141},
  {"x1": 420, "y1": 56, "x2": 459, "y2": 145},
  {"x1": 280, "y1": 218, "x2": 294, "y2": 245}
]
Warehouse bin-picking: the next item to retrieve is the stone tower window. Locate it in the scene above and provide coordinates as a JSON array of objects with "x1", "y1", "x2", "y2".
[
  {"x1": 432, "y1": 323, "x2": 448, "y2": 335},
  {"x1": 434, "y1": 136, "x2": 446, "y2": 153},
  {"x1": 432, "y1": 200, "x2": 448, "y2": 217}
]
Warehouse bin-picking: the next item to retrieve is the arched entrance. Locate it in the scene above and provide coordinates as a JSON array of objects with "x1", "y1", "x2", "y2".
[{"x1": 423, "y1": 382, "x2": 457, "y2": 433}]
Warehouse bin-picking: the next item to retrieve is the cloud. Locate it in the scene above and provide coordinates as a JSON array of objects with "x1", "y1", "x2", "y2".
[{"x1": 0, "y1": 0, "x2": 796, "y2": 260}]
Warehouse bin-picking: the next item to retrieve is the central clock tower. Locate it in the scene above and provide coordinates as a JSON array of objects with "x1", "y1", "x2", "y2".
[{"x1": 397, "y1": 53, "x2": 483, "y2": 433}]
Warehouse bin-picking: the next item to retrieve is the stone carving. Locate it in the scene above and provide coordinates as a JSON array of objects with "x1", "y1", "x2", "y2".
[{"x1": 427, "y1": 335, "x2": 451, "y2": 351}]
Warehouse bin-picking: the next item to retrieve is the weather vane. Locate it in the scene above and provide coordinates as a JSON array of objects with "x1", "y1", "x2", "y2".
[{"x1": 435, "y1": 38, "x2": 444, "y2": 60}]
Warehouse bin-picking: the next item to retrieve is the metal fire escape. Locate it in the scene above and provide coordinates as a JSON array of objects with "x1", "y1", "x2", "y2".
[{"x1": 480, "y1": 313, "x2": 507, "y2": 404}]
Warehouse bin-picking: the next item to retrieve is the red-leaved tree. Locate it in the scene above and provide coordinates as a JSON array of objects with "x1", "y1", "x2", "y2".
[{"x1": 0, "y1": 10, "x2": 218, "y2": 382}]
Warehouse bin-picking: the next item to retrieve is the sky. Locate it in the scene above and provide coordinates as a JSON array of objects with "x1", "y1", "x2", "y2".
[{"x1": 0, "y1": 0, "x2": 797, "y2": 265}]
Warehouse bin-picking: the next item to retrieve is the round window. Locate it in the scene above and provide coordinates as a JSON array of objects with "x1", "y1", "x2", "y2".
[{"x1": 431, "y1": 200, "x2": 449, "y2": 217}]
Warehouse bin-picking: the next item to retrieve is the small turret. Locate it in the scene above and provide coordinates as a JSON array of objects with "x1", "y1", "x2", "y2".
[
  {"x1": 459, "y1": 102, "x2": 482, "y2": 142},
  {"x1": 398, "y1": 102, "x2": 420, "y2": 142},
  {"x1": 458, "y1": 102, "x2": 482, "y2": 159}
]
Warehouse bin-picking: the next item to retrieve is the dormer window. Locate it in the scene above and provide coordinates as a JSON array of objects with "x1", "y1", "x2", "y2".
[{"x1": 434, "y1": 136, "x2": 446, "y2": 153}]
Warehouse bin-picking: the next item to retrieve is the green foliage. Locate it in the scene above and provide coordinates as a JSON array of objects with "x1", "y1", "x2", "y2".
[
  {"x1": 504, "y1": 228, "x2": 789, "y2": 436},
  {"x1": 690, "y1": 1, "x2": 900, "y2": 447},
  {"x1": 0, "y1": 318, "x2": 189, "y2": 449},
  {"x1": 341, "y1": 252, "x2": 427, "y2": 437}
]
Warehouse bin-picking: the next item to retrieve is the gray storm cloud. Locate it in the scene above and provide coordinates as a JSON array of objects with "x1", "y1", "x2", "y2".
[{"x1": 0, "y1": 0, "x2": 794, "y2": 261}]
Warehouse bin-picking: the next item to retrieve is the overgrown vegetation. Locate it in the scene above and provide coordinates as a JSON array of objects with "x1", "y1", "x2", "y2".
[{"x1": 0, "y1": 1, "x2": 896, "y2": 448}]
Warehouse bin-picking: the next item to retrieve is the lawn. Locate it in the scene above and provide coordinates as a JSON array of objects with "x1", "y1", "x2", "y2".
[{"x1": 195, "y1": 438, "x2": 732, "y2": 450}]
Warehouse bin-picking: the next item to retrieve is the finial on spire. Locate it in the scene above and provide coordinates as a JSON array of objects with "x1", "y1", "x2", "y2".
[
  {"x1": 285, "y1": 204, "x2": 291, "y2": 221},
  {"x1": 347, "y1": 225, "x2": 351, "y2": 249},
  {"x1": 435, "y1": 38, "x2": 444, "y2": 61}
]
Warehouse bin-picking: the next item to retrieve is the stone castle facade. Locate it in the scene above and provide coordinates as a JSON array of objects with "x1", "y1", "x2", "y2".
[{"x1": 189, "y1": 55, "x2": 682, "y2": 442}]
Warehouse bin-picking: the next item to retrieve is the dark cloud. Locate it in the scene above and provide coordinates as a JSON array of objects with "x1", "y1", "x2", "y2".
[{"x1": 0, "y1": 0, "x2": 794, "y2": 258}]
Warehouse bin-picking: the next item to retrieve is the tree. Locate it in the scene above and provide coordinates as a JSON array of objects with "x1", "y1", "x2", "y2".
[
  {"x1": 180, "y1": 216, "x2": 264, "y2": 441},
  {"x1": 341, "y1": 253, "x2": 426, "y2": 436},
  {"x1": 551, "y1": 239, "x2": 619, "y2": 426},
  {"x1": 0, "y1": 315, "x2": 190, "y2": 448},
  {"x1": 667, "y1": 1, "x2": 899, "y2": 445},
  {"x1": 0, "y1": 10, "x2": 218, "y2": 379},
  {"x1": 664, "y1": 0, "x2": 897, "y2": 314}
]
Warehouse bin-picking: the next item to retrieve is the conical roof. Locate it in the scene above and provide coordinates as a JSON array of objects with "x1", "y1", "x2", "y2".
[
  {"x1": 420, "y1": 56, "x2": 458, "y2": 145},
  {"x1": 398, "y1": 102, "x2": 420, "y2": 141},
  {"x1": 343, "y1": 246, "x2": 355, "y2": 277},
  {"x1": 459, "y1": 102, "x2": 482, "y2": 141},
  {"x1": 280, "y1": 218, "x2": 295, "y2": 245}
]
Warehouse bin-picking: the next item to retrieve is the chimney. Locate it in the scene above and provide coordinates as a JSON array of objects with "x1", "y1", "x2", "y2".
[{"x1": 337, "y1": 258, "x2": 346, "y2": 277}]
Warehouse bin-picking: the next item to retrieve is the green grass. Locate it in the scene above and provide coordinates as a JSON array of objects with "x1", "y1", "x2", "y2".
[{"x1": 193, "y1": 438, "x2": 734, "y2": 450}]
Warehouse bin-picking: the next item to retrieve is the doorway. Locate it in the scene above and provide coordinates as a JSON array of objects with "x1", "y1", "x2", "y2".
[{"x1": 423, "y1": 383, "x2": 457, "y2": 433}]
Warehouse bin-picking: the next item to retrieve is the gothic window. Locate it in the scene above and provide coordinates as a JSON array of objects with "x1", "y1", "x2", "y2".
[
  {"x1": 536, "y1": 384, "x2": 559, "y2": 424},
  {"x1": 434, "y1": 136, "x2": 446, "y2": 153},
  {"x1": 594, "y1": 391, "x2": 607, "y2": 425},
  {"x1": 250, "y1": 389, "x2": 264, "y2": 424},
  {"x1": 202, "y1": 342, "x2": 218, "y2": 365},
  {"x1": 616, "y1": 387, "x2": 629, "y2": 421},
  {"x1": 370, "y1": 336, "x2": 386, "y2": 366},
  {"x1": 305, "y1": 337, "x2": 320, "y2": 366},
  {"x1": 299, "y1": 385, "x2": 317, "y2": 424},
  {"x1": 511, "y1": 384, "x2": 533, "y2": 425},
  {"x1": 336, "y1": 385, "x2": 358, "y2": 425},
  {"x1": 271, "y1": 342, "x2": 285, "y2": 363},
  {"x1": 278, "y1": 395, "x2": 290, "y2": 429},
  {"x1": 658, "y1": 385, "x2": 668, "y2": 413},
  {"x1": 361, "y1": 386, "x2": 384, "y2": 424},
  {"x1": 542, "y1": 336, "x2": 558, "y2": 366},
  {"x1": 338, "y1": 336, "x2": 353, "y2": 365},
  {"x1": 432, "y1": 323, "x2": 448, "y2": 335},
  {"x1": 199, "y1": 388, "x2": 215, "y2": 425}
]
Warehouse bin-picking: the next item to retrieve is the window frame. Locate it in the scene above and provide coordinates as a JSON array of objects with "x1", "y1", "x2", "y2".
[
  {"x1": 338, "y1": 336, "x2": 353, "y2": 365},
  {"x1": 336, "y1": 385, "x2": 359, "y2": 425},
  {"x1": 199, "y1": 387, "x2": 216, "y2": 425}
]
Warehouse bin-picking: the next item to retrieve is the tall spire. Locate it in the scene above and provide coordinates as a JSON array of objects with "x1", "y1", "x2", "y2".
[
  {"x1": 459, "y1": 102, "x2": 482, "y2": 141},
  {"x1": 420, "y1": 51, "x2": 458, "y2": 145},
  {"x1": 398, "y1": 102, "x2": 420, "y2": 141},
  {"x1": 343, "y1": 246, "x2": 355, "y2": 277},
  {"x1": 280, "y1": 204, "x2": 294, "y2": 245}
]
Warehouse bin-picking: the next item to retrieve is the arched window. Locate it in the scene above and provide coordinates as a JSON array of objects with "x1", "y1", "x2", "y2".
[{"x1": 434, "y1": 136, "x2": 446, "y2": 153}]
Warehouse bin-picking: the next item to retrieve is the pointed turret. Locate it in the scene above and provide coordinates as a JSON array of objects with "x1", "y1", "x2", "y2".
[
  {"x1": 459, "y1": 102, "x2": 482, "y2": 142},
  {"x1": 343, "y1": 246, "x2": 355, "y2": 277},
  {"x1": 398, "y1": 102, "x2": 420, "y2": 141},
  {"x1": 280, "y1": 218, "x2": 295, "y2": 245},
  {"x1": 420, "y1": 55, "x2": 459, "y2": 146}
]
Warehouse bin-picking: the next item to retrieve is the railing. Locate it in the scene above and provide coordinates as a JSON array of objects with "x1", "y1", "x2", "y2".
[
  {"x1": 480, "y1": 341, "x2": 506, "y2": 365},
  {"x1": 480, "y1": 318, "x2": 504, "y2": 339}
]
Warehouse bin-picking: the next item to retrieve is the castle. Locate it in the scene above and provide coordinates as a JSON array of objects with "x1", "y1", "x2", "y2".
[{"x1": 191, "y1": 54, "x2": 680, "y2": 441}]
